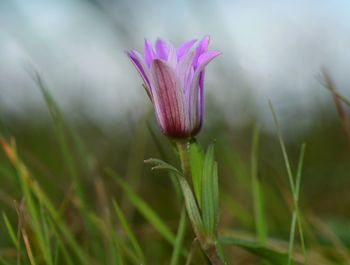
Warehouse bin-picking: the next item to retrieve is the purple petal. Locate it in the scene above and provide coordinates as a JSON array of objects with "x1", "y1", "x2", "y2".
[
  {"x1": 193, "y1": 36, "x2": 210, "y2": 69},
  {"x1": 177, "y1": 51, "x2": 195, "y2": 112},
  {"x1": 155, "y1": 38, "x2": 169, "y2": 60},
  {"x1": 177, "y1": 51, "x2": 195, "y2": 92},
  {"x1": 189, "y1": 49, "x2": 220, "y2": 132},
  {"x1": 166, "y1": 44, "x2": 178, "y2": 69},
  {"x1": 144, "y1": 39, "x2": 155, "y2": 67},
  {"x1": 176, "y1": 39, "x2": 197, "y2": 59},
  {"x1": 150, "y1": 59, "x2": 188, "y2": 137},
  {"x1": 197, "y1": 50, "x2": 221, "y2": 67},
  {"x1": 127, "y1": 50, "x2": 152, "y2": 93},
  {"x1": 197, "y1": 71, "x2": 205, "y2": 128}
]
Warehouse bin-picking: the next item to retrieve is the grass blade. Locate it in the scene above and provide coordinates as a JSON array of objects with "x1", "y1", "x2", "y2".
[
  {"x1": 288, "y1": 211, "x2": 297, "y2": 265},
  {"x1": 112, "y1": 200, "x2": 146, "y2": 264},
  {"x1": 106, "y1": 168, "x2": 176, "y2": 245},
  {"x1": 33, "y1": 73, "x2": 83, "y2": 198},
  {"x1": 251, "y1": 126, "x2": 267, "y2": 244},
  {"x1": 268, "y1": 101, "x2": 295, "y2": 195},
  {"x1": 0, "y1": 138, "x2": 89, "y2": 264},
  {"x1": 269, "y1": 101, "x2": 308, "y2": 264},
  {"x1": 220, "y1": 236, "x2": 292, "y2": 265},
  {"x1": 2, "y1": 211, "x2": 19, "y2": 249},
  {"x1": 295, "y1": 143, "x2": 307, "y2": 264},
  {"x1": 31, "y1": 72, "x2": 107, "y2": 261},
  {"x1": 170, "y1": 208, "x2": 187, "y2": 265}
]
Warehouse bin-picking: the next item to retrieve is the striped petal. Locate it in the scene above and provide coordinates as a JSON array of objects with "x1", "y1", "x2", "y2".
[
  {"x1": 193, "y1": 36, "x2": 210, "y2": 69},
  {"x1": 177, "y1": 39, "x2": 197, "y2": 60},
  {"x1": 189, "y1": 50, "x2": 221, "y2": 132},
  {"x1": 155, "y1": 38, "x2": 169, "y2": 60},
  {"x1": 167, "y1": 44, "x2": 178, "y2": 68},
  {"x1": 177, "y1": 51, "x2": 195, "y2": 93},
  {"x1": 198, "y1": 71, "x2": 205, "y2": 128},
  {"x1": 197, "y1": 50, "x2": 221, "y2": 67},
  {"x1": 127, "y1": 50, "x2": 152, "y2": 94},
  {"x1": 144, "y1": 39, "x2": 155, "y2": 67},
  {"x1": 127, "y1": 36, "x2": 220, "y2": 138},
  {"x1": 150, "y1": 59, "x2": 188, "y2": 137}
]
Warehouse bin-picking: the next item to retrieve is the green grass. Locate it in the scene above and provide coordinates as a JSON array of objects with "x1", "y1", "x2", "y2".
[
  {"x1": 269, "y1": 101, "x2": 307, "y2": 265},
  {"x1": 0, "y1": 74, "x2": 350, "y2": 265}
]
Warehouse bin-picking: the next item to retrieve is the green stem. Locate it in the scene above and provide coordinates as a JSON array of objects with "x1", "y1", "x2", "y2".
[
  {"x1": 176, "y1": 140, "x2": 226, "y2": 265},
  {"x1": 176, "y1": 140, "x2": 191, "y2": 179}
]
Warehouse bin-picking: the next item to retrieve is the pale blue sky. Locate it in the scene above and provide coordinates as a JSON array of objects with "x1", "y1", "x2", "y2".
[{"x1": 0, "y1": 0, "x2": 350, "y2": 128}]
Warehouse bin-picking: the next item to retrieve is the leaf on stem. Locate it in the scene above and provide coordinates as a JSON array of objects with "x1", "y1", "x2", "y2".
[
  {"x1": 220, "y1": 236, "x2": 292, "y2": 265},
  {"x1": 144, "y1": 158, "x2": 182, "y2": 175},
  {"x1": 188, "y1": 140, "x2": 205, "y2": 208},
  {"x1": 201, "y1": 144, "x2": 219, "y2": 237}
]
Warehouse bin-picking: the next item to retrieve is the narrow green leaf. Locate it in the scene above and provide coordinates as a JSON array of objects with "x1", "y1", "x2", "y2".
[
  {"x1": 295, "y1": 143, "x2": 306, "y2": 202},
  {"x1": 2, "y1": 211, "x2": 19, "y2": 249},
  {"x1": 34, "y1": 73, "x2": 82, "y2": 196},
  {"x1": 220, "y1": 236, "x2": 292, "y2": 265},
  {"x1": 106, "y1": 168, "x2": 176, "y2": 245},
  {"x1": 295, "y1": 143, "x2": 307, "y2": 264},
  {"x1": 56, "y1": 238, "x2": 76, "y2": 265},
  {"x1": 177, "y1": 176, "x2": 203, "y2": 235},
  {"x1": 215, "y1": 239, "x2": 228, "y2": 265},
  {"x1": 19, "y1": 166, "x2": 53, "y2": 265},
  {"x1": 88, "y1": 211, "x2": 126, "y2": 265},
  {"x1": 268, "y1": 100, "x2": 295, "y2": 195},
  {"x1": 188, "y1": 140, "x2": 204, "y2": 208},
  {"x1": 170, "y1": 208, "x2": 187, "y2": 265},
  {"x1": 144, "y1": 158, "x2": 181, "y2": 175},
  {"x1": 39, "y1": 202, "x2": 53, "y2": 263},
  {"x1": 119, "y1": 242, "x2": 143, "y2": 265},
  {"x1": 1, "y1": 138, "x2": 89, "y2": 264},
  {"x1": 212, "y1": 162, "x2": 219, "y2": 230},
  {"x1": 288, "y1": 211, "x2": 297, "y2": 265},
  {"x1": 201, "y1": 144, "x2": 219, "y2": 236},
  {"x1": 103, "y1": 218, "x2": 125, "y2": 265},
  {"x1": 32, "y1": 72, "x2": 106, "y2": 261},
  {"x1": 251, "y1": 126, "x2": 267, "y2": 244},
  {"x1": 112, "y1": 200, "x2": 146, "y2": 264},
  {"x1": 269, "y1": 102, "x2": 307, "y2": 265}
]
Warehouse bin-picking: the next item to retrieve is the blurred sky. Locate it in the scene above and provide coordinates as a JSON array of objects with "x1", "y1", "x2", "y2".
[{"x1": 1, "y1": 0, "x2": 350, "y2": 128}]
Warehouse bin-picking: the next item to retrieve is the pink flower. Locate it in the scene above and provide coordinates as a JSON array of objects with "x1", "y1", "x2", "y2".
[{"x1": 127, "y1": 36, "x2": 220, "y2": 138}]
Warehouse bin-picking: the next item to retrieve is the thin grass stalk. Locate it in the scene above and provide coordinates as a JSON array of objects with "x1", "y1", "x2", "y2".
[
  {"x1": 170, "y1": 208, "x2": 187, "y2": 265},
  {"x1": 251, "y1": 126, "x2": 267, "y2": 244},
  {"x1": 269, "y1": 102, "x2": 307, "y2": 265},
  {"x1": 322, "y1": 69, "x2": 350, "y2": 145}
]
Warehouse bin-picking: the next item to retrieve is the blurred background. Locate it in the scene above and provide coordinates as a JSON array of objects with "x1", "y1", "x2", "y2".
[
  {"x1": 1, "y1": 0, "x2": 350, "y2": 263},
  {"x1": 1, "y1": 0, "x2": 350, "y2": 126}
]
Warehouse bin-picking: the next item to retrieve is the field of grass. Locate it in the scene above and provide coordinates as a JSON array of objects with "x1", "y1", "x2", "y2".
[{"x1": 0, "y1": 73, "x2": 350, "y2": 265}]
